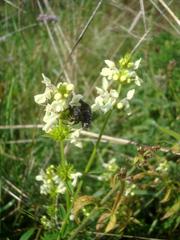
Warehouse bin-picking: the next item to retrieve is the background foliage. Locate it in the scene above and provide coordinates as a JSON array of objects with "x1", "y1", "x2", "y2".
[{"x1": 0, "y1": 1, "x2": 180, "y2": 239}]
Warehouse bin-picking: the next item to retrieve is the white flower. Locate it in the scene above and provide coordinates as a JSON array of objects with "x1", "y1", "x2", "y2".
[
  {"x1": 100, "y1": 60, "x2": 119, "y2": 81},
  {"x1": 34, "y1": 87, "x2": 52, "y2": 105},
  {"x1": 92, "y1": 78, "x2": 119, "y2": 113},
  {"x1": 36, "y1": 165, "x2": 67, "y2": 195},
  {"x1": 34, "y1": 93, "x2": 47, "y2": 105},
  {"x1": 70, "y1": 172, "x2": 82, "y2": 187},
  {"x1": 52, "y1": 175, "x2": 66, "y2": 194},
  {"x1": 117, "y1": 89, "x2": 135, "y2": 111},
  {"x1": 40, "y1": 182, "x2": 51, "y2": 195}
]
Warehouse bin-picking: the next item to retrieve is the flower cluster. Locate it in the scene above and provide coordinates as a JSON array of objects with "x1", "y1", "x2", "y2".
[
  {"x1": 34, "y1": 74, "x2": 83, "y2": 147},
  {"x1": 36, "y1": 165, "x2": 82, "y2": 195},
  {"x1": 92, "y1": 54, "x2": 142, "y2": 113}
]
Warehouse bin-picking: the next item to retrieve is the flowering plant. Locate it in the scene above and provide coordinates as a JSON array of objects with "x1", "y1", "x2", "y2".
[{"x1": 34, "y1": 54, "x2": 142, "y2": 238}]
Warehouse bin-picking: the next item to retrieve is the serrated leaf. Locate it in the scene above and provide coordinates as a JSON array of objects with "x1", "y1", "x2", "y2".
[
  {"x1": 20, "y1": 228, "x2": 35, "y2": 240},
  {"x1": 160, "y1": 188, "x2": 172, "y2": 203},
  {"x1": 73, "y1": 195, "x2": 95, "y2": 219},
  {"x1": 161, "y1": 199, "x2": 180, "y2": 220},
  {"x1": 105, "y1": 214, "x2": 116, "y2": 232}
]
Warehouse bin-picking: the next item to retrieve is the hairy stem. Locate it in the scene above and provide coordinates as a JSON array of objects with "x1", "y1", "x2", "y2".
[
  {"x1": 60, "y1": 140, "x2": 66, "y2": 165},
  {"x1": 74, "y1": 109, "x2": 113, "y2": 198}
]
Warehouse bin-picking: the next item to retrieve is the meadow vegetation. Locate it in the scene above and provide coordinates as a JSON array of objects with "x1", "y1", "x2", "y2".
[{"x1": 0, "y1": 1, "x2": 180, "y2": 240}]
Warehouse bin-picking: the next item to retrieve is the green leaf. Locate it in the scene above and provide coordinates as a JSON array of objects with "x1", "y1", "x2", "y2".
[
  {"x1": 157, "y1": 125, "x2": 180, "y2": 141},
  {"x1": 0, "y1": 200, "x2": 15, "y2": 213},
  {"x1": 20, "y1": 228, "x2": 35, "y2": 240},
  {"x1": 162, "y1": 199, "x2": 180, "y2": 220},
  {"x1": 160, "y1": 188, "x2": 172, "y2": 203}
]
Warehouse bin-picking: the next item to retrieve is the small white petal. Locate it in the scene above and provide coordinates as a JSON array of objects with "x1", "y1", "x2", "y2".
[
  {"x1": 104, "y1": 60, "x2": 115, "y2": 68},
  {"x1": 34, "y1": 94, "x2": 47, "y2": 104},
  {"x1": 135, "y1": 76, "x2": 142, "y2": 86},
  {"x1": 56, "y1": 181, "x2": 66, "y2": 194},
  {"x1": 110, "y1": 89, "x2": 118, "y2": 98},
  {"x1": 51, "y1": 100, "x2": 66, "y2": 112},
  {"x1": 42, "y1": 114, "x2": 59, "y2": 132},
  {"x1": 100, "y1": 67, "x2": 112, "y2": 77},
  {"x1": 36, "y1": 171, "x2": 44, "y2": 181},
  {"x1": 96, "y1": 87, "x2": 104, "y2": 95},
  {"x1": 70, "y1": 94, "x2": 83, "y2": 106},
  {"x1": 41, "y1": 74, "x2": 52, "y2": 87},
  {"x1": 127, "y1": 89, "x2": 135, "y2": 100},
  {"x1": 44, "y1": 88, "x2": 52, "y2": 100},
  {"x1": 134, "y1": 58, "x2": 141, "y2": 69},
  {"x1": 102, "y1": 78, "x2": 109, "y2": 90},
  {"x1": 69, "y1": 129, "x2": 82, "y2": 148},
  {"x1": 71, "y1": 172, "x2": 82, "y2": 187}
]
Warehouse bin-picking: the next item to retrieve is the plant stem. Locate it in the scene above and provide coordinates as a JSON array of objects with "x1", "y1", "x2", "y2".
[
  {"x1": 60, "y1": 140, "x2": 66, "y2": 165},
  {"x1": 74, "y1": 109, "x2": 113, "y2": 198},
  {"x1": 59, "y1": 140, "x2": 70, "y2": 237}
]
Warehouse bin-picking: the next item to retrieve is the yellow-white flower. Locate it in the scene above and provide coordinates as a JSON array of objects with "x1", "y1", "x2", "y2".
[
  {"x1": 92, "y1": 78, "x2": 119, "y2": 113},
  {"x1": 36, "y1": 166, "x2": 66, "y2": 195},
  {"x1": 100, "y1": 60, "x2": 119, "y2": 81}
]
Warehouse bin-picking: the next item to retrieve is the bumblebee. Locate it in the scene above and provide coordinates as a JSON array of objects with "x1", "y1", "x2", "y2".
[{"x1": 68, "y1": 99, "x2": 92, "y2": 129}]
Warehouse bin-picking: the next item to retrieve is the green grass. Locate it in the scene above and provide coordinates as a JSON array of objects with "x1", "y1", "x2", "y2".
[{"x1": 0, "y1": 1, "x2": 180, "y2": 239}]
